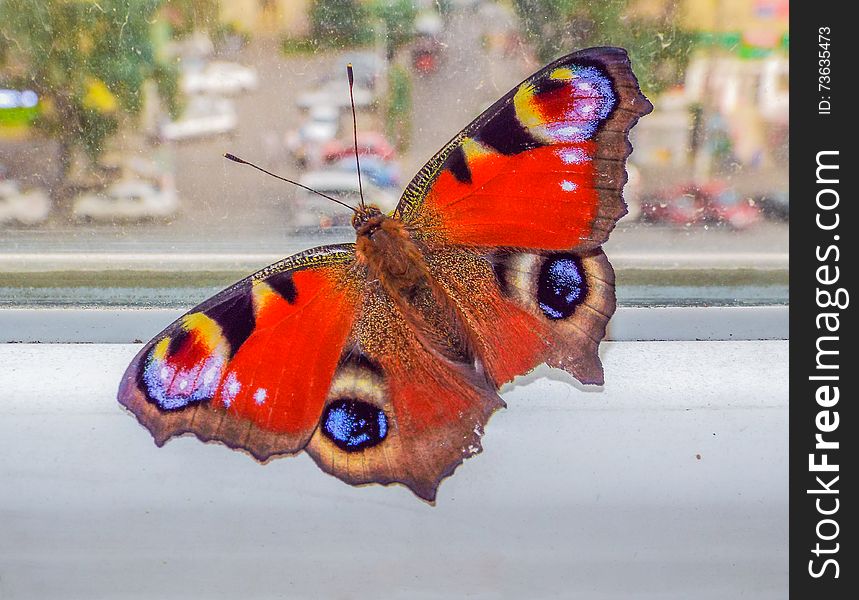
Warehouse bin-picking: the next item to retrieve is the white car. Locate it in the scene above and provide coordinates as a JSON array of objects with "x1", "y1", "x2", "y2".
[
  {"x1": 73, "y1": 180, "x2": 178, "y2": 222},
  {"x1": 0, "y1": 179, "x2": 51, "y2": 225},
  {"x1": 182, "y1": 61, "x2": 258, "y2": 95},
  {"x1": 286, "y1": 105, "x2": 341, "y2": 167},
  {"x1": 291, "y1": 170, "x2": 396, "y2": 229},
  {"x1": 159, "y1": 96, "x2": 237, "y2": 141},
  {"x1": 296, "y1": 80, "x2": 373, "y2": 110}
]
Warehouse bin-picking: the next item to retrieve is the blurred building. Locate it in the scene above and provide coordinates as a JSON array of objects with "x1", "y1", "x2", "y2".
[
  {"x1": 629, "y1": 0, "x2": 788, "y2": 179},
  {"x1": 633, "y1": 0, "x2": 788, "y2": 46},
  {"x1": 219, "y1": 0, "x2": 311, "y2": 36}
]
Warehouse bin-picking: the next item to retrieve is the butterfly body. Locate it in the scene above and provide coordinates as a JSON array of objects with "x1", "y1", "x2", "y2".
[{"x1": 119, "y1": 47, "x2": 652, "y2": 502}]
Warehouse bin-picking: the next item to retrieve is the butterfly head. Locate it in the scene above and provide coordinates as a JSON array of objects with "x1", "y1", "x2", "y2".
[{"x1": 351, "y1": 204, "x2": 385, "y2": 234}]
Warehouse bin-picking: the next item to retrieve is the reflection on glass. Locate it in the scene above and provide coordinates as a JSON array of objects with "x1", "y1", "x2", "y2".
[{"x1": 0, "y1": 0, "x2": 788, "y2": 306}]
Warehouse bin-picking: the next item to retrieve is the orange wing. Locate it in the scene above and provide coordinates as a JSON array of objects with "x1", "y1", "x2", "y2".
[{"x1": 396, "y1": 47, "x2": 652, "y2": 251}]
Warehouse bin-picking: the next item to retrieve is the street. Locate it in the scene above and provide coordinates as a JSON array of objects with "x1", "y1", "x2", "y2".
[{"x1": 1, "y1": 8, "x2": 787, "y2": 270}]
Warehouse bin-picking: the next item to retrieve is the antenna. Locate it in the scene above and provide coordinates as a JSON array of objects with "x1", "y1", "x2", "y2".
[
  {"x1": 346, "y1": 63, "x2": 366, "y2": 209},
  {"x1": 223, "y1": 153, "x2": 358, "y2": 214}
]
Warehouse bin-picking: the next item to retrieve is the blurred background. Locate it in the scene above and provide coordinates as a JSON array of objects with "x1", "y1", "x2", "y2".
[{"x1": 0, "y1": 0, "x2": 788, "y2": 307}]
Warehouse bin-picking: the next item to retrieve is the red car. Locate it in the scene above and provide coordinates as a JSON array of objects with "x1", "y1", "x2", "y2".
[
  {"x1": 640, "y1": 182, "x2": 761, "y2": 229},
  {"x1": 321, "y1": 132, "x2": 396, "y2": 164}
]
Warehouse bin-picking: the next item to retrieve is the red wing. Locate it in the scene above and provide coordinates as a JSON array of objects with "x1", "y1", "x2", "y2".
[
  {"x1": 395, "y1": 47, "x2": 652, "y2": 251},
  {"x1": 118, "y1": 245, "x2": 361, "y2": 461}
]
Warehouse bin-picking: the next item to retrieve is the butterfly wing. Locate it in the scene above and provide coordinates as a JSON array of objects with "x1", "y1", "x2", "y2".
[
  {"x1": 118, "y1": 245, "x2": 362, "y2": 461},
  {"x1": 425, "y1": 245, "x2": 615, "y2": 387},
  {"x1": 304, "y1": 282, "x2": 504, "y2": 502},
  {"x1": 393, "y1": 47, "x2": 649, "y2": 387},
  {"x1": 395, "y1": 47, "x2": 652, "y2": 251}
]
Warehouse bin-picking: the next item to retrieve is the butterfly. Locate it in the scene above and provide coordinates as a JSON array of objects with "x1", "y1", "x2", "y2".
[{"x1": 118, "y1": 47, "x2": 652, "y2": 502}]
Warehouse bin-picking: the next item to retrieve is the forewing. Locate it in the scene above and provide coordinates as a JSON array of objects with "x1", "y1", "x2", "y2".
[
  {"x1": 118, "y1": 245, "x2": 361, "y2": 461},
  {"x1": 396, "y1": 47, "x2": 652, "y2": 251}
]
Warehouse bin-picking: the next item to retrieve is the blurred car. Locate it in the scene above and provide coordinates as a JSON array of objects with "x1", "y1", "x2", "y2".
[
  {"x1": 286, "y1": 105, "x2": 341, "y2": 167},
  {"x1": 296, "y1": 80, "x2": 373, "y2": 110},
  {"x1": 329, "y1": 155, "x2": 401, "y2": 190},
  {"x1": 73, "y1": 179, "x2": 178, "y2": 222},
  {"x1": 756, "y1": 190, "x2": 789, "y2": 221},
  {"x1": 182, "y1": 61, "x2": 258, "y2": 95},
  {"x1": 322, "y1": 132, "x2": 396, "y2": 163},
  {"x1": 412, "y1": 34, "x2": 442, "y2": 74},
  {"x1": 341, "y1": 51, "x2": 386, "y2": 90},
  {"x1": 0, "y1": 179, "x2": 51, "y2": 225},
  {"x1": 159, "y1": 96, "x2": 237, "y2": 141},
  {"x1": 291, "y1": 170, "x2": 397, "y2": 229},
  {"x1": 640, "y1": 182, "x2": 761, "y2": 229}
]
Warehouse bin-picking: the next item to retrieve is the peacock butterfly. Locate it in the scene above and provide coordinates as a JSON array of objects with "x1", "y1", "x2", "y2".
[{"x1": 117, "y1": 47, "x2": 652, "y2": 502}]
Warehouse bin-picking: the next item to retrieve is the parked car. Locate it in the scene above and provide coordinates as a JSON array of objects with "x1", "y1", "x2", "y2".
[
  {"x1": 159, "y1": 96, "x2": 237, "y2": 141},
  {"x1": 0, "y1": 179, "x2": 51, "y2": 225},
  {"x1": 291, "y1": 170, "x2": 397, "y2": 229},
  {"x1": 321, "y1": 132, "x2": 396, "y2": 163},
  {"x1": 341, "y1": 51, "x2": 386, "y2": 90},
  {"x1": 755, "y1": 190, "x2": 789, "y2": 221},
  {"x1": 73, "y1": 179, "x2": 178, "y2": 222},
  {"x1": 182, "y1": 61, "x2": 258, "y2": 95},
  {"x1": 329, "y1": 155, "x2": 401, "y2": 190},
  {"x1": 286, "y1": 105, "x2": 341, "y2": 167},
  {"x1": 296, "y1": 80, "x2": 373, "y2": 110},
  {"x1": 640, "y1": 182, "x2": 761, "y2": 229}
]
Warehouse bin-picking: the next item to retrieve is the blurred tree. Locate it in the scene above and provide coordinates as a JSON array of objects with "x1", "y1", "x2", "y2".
[
  {"x1": 369, "y1": 0, "x2": 417, "y2": 59},
  {"x1": 385, "y1": 63, "x2": 412, "y2": 151},
  {"x1": 0, "y1": 0, "x2": 179, "y2": 185},
  {"x1": 310, "y1": 0, "x2": 371, "y2": 48},
  {"x1": 512, "y1": 0, "x2": 695, "y2": 94},
  {"x1": 160, "y1": 0, "x2": 220, "y2": 38}
]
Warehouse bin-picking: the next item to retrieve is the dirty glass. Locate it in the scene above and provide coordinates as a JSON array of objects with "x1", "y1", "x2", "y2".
[{"x1": 0, "y1": 0, "x2": 788, "y2": 309}]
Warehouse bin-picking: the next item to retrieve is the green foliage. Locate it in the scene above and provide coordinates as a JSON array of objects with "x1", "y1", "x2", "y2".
[
  {"x1": 160, "y1": 0, "x2": 220, "y2": 38},
  {"x1": 369, "y1": 0, "x2": 417, "y2": 58},
  {"x1": 385, "y1": 64, "x2": 412, "y2": 151},
  {"x1": 0, "y1": 0, "x2": 179, "y2": 175},
  {"x1": 309, "y1": 0, "x2": 372, "y2": 48},
  {"x1": 281, "y1": 36, "x2": 320, "y2": 56},
  {"x1": 512, "y1": 0, "x2": 696, "y2": 94}
]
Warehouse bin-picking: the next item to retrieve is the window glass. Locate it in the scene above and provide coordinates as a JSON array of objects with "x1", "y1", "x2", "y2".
[{"x1": 0, "y1": 0, "x2": 787, "y2": 308}]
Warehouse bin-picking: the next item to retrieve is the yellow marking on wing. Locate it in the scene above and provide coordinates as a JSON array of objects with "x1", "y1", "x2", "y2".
[
  {"x1": 151, "y1": 337, "x2": 171, "y2": 360},
  {"x1": 460, "y1": 136, "x2": 493, "y2": 162},
  {"x1": 328, "y1": 366, "x2": 387, "y2": 406},
  {"x1": 550, "y1": 67, "x2": 576, "y2": 81},
  {"x1": 512, "y1": 82, "x2": 544, "y2": 129},
  {"x1": 181, "y1": 312, "x2": 224, "y2": 351},
  {"x1": 252, "y1": 281, "x2": 276, "y2": 314}
]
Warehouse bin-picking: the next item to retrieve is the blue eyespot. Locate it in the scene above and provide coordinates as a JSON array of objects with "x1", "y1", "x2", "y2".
[
  {"x1": 537, "y1": 254, "x2": 587, "y2": 320},
  {"x1": 322, "y1": 399, "x2": 388, "y2": 452}
]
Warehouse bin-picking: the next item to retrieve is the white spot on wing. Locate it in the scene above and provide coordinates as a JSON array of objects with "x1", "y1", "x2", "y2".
[{"x1": 254, "y1": 388, "x2": 267, "y2": 405}]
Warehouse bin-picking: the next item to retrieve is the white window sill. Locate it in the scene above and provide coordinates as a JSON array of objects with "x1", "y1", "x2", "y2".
[
  {"x1": 0, "y1": 305, "x2": 787, "y2": 343},
  {"x1": 0, "y1": 339, "x2": 787, "y2": 598}
]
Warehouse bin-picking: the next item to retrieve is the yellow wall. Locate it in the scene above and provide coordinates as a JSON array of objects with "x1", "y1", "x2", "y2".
[
  {"x1": 679, "y1": 0, "x2": 788, "y2": 44},
  {"x1": 219, "y1": 0, "x2": 311, "y2": 36}
]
